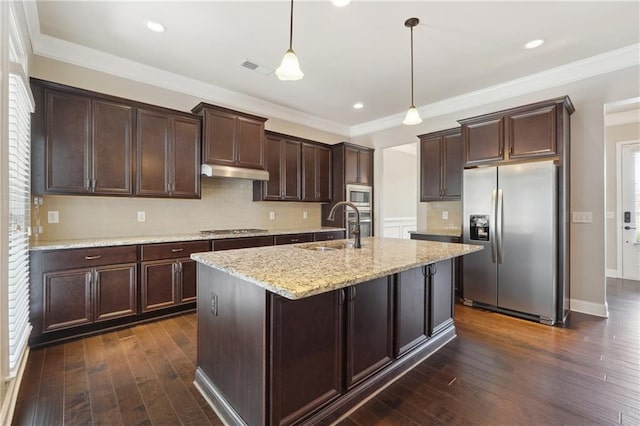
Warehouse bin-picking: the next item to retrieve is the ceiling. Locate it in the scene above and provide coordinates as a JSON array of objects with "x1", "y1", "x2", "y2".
[{"x1": 26, "y1": 1, "x2": 640, "y2": 135}]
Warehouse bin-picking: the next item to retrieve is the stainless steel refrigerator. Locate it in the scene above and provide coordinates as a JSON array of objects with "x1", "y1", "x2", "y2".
[{"x1": 462, "y1": 160, "x2": 563, "y2": 325}]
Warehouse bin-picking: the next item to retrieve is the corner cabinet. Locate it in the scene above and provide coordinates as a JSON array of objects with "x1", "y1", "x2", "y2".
[
  {"x1": 419, "y1": 128, "x2": 462, "y2": 201},
  {"x1": 136, "y1": 108, "x2": 201, "y2": 198},
  {"x1": 31, "y1": 79, "x2": 134, "y2": 196},
  {"x1": 460, "y1": 97, "x2": 574, "y2": 166},
  {"x1": 192, "y1": 103, "x2": 267, "y2": 170},
  {"x1": 253, "y1": 133, "x2": 301, "y2": 201}
]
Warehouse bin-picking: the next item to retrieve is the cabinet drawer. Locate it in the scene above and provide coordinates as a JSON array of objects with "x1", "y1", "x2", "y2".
[
  {"x1": 38, "y1": 245, "x2": 138, "y2": 271},
  {"x1": 314, "y1": 231, "x2": 345, "y2": 242},
  {"x1": 213, "y1": 236, "x2": 274, "y2": 251},
  {"x1": 141, "y1": 240, "x2": 210, "y2": 261},
  {"x1": 274, "y1": 233, "x2": 314, "y2": 246}
]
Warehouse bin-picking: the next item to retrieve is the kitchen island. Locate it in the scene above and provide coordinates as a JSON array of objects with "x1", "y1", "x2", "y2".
[{"x1": 191, "y1": 237, "x2": 481, "y2": 426}]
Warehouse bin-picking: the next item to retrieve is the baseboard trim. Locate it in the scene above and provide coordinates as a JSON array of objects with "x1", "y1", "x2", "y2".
[
  {"x1": 1, "y1": 347, "x2": 30, "y2": 426},
  {"x1": 606, "y1": 268, "x2": 619, "y2": 278},
  {"x1": 570, "y1": 298, "x2": 609, "y2": 318}
]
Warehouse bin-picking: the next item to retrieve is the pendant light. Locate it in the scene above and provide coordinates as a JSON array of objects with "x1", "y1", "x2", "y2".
[
  {"x1": 402, "y1": 17, "x2": 422, "y2": 125},
  {"x1": 276, "y1": 0, "x2": 304, "y2": 81}
]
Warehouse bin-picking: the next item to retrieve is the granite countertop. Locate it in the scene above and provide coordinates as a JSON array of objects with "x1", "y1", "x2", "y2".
[
  {"x1": 191, "y1": 237, "x2": 482, "y2": 300},
  {"x1": 410, "y1": 229, "x2": 462, "y2": 237},
  {"x1": 29, "y1": 227, "x2": 345, "y2": 251}
]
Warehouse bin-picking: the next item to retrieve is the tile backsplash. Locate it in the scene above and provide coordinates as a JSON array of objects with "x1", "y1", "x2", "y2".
[{"x1": 425, "y1": 201, "x2": 462, "y2": 234}]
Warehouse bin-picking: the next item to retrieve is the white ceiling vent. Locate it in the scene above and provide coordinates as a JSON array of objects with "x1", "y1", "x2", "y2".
[{"x1": 241, "y1": 60, "x2": 273, "y2": 76}]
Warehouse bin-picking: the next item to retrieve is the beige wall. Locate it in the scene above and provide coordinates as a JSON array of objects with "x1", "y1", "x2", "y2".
[
  {"x1": 381, "y1": 147, "x2": 416, "y2": 218},
  {"x1": 354, "y1": 66, "x2": 640, "y2": 311},
  {"x1": 605, "y1": 119, "x2": 640, "y2": 272},
  {"x1": 424, "y1": 201, "x2": 462, "y2": 234},
  {"x1": 30, "y1": 56, "x2": 348, "y2": 241}
]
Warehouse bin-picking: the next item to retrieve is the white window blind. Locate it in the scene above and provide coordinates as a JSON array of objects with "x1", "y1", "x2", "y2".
[{"x1": 7, "y1": 68, "x2": 33, "y2": 376}]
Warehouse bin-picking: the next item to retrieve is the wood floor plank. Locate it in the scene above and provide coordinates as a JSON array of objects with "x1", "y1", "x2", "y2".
[
  {"x1": 12, "y1": 348, "x2": 45, "y2": 426},
  {"x1": 63, "y1": 339, "x2": 92, "y2": 425},
  {"x1": 84, "y1": 335, "x2": 125, "y2": 425},
  {"x1": 31, "y1": 344, "x2": 65, "y2": 426}
]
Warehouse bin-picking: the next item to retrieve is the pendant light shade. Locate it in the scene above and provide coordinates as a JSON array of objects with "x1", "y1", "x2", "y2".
[
  {"x1": 276, "y1": 0, "x2": 304, "y2": 81},
  {"x1": 403, "y1": 17, "x2": 422, "y2": 125}
]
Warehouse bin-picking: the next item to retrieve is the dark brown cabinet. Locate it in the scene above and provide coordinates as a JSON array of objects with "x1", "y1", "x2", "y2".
[
  {"x1": 253, "y1": 134, "x2": 301, "y2": 201},
  {"x1": 395, "y1": 266, "x2": 429, "y2": 357},
  {"x1": 270, "y1": 290, "x2": 344, "y2": 425},
  {"x1": 345, "y1": 278, "x2": 394, "y2": 389},
  {"x1": 192, "y1": 103, "x2": 267, "y2": 170},
  {"x1": 410, "y1": 233, "x2": 462, "y2": 297},
  {"x1": 313, "y1": 231, "x2": 345, "y2": 241},
  {"x1": 460, "y1": 98, "x2": 573, "y2": 166},
  {"x1": 302, "y1": 143, "x2": 332, "y2": 202},
  {"x1": 136, "y1": 108, "x2": 201, "y2": 198},
  {"x1": 344, "y1": 145, "x2": 373, "y2": 185},
  {"x1": 212, "y1": 236, "x2": 274, "y2": 251},
  {"x1": 31, "y1": 246, "x2": 138, "y2": 337},
  {"x1": 419, "y1": 128, "x2": 462, "y2": 201},
  {"x1": 140, "y1": 241, "x2": 209, "y2": 312},
  {"x1": 274, "y1": 233, "x2": 314, "y2": 245},
  {"x1": 429, "y1": 260, "x2": 454, "y2": 335},
  {"x1": 31, "y1": 80, "x2": 134, "y2": 196}
]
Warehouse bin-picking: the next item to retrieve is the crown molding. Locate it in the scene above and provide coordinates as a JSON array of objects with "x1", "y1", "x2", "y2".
[{"x1": 351, "y1": 43, "x2": 640, "y2": 137}]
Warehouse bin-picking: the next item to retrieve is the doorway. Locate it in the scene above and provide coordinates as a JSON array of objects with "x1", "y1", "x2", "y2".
[
  {"x1": 618, "y1": 141, "x2": 640, "y2": 280},
  {"x1": 381, "y1": 143, "x2": 417, "y2": 239}
]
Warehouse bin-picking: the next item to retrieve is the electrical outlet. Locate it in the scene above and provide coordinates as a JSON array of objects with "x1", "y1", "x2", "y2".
[
  {"x1": 47, "y1": 211, "x2": 59, "y2": 224},
  {"x1": 33, "y1": 196, "x2": 43, "y2": 206},
  {"x1": 303, "y1": 211, "x2": 308, "y2": 220},
  {"x1": 442, "y1": 211, "x2": 449, "y2": 220},
  {"x1": 137, "y1": 211, "x2": 146, "y2": 222},
  {"x1": 269, "y1": 211, "x2": 275, "y2": 220},
  {"x1": 38, "y1": 226, "x2": 44, "y2": 234},
  {"x1": 572, "y1": 211, "x2": 593, "y2": 223},
  {"x1": 211, "y1": 293, "x2": 218, "y2": 316}
]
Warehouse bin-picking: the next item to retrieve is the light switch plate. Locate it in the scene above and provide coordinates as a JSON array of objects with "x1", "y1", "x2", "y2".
[
  {"x1": 303, "y1": 211, "x2": 308, "y2": 220},
  {"x1": 269, "y1": 211, "x2": 275, "y2": 220},
  {"x1": 572, "y1": 211, "x2": 593, "y2": 223},
  {"x1": 137, "y1": 211, "x2": 146, "y2": 222},
  {"x1": 47, "y1": 211, "x2": 59, "y2": 224},
  {"x1": 442, "y1": 211, "x2": 449, "y2": 220}
]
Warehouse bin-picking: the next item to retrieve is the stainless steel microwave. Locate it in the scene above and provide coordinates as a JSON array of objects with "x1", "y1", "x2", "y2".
[{"x1": 346, "y1": 184, "x2": 372, "y2": 208}]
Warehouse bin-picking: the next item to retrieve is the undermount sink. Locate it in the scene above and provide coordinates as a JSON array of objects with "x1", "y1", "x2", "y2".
[{"x1": 297, "y1": 241, "x2": 365, "y2": 251}]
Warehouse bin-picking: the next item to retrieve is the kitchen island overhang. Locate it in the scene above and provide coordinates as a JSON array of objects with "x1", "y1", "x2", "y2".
[{"x1": 191, "y1": 237, "x2": 482, "y2": 426}]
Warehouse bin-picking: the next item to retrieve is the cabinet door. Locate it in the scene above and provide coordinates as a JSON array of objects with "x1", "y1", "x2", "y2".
[
  {"x1": 301, "y1": 144, "x2": 317, "y2": 201},
  {"x1": 395, "y1": 267, "x2": 428, "y2": 357},
  {"x1": 346, "y1": 278, "x2": 393, "y2": 389},
  {"x1": 92, "y1": 99, "x2": 133, "y2": 195},
  {"x1": 141, "y1": 260, "x2": 177, "y2": 312},
  {"x1": 136, "y1": 109, "x2": 171, "y2": 196},
  {"x1": 236, "y1": 117, "x2": 264, "y2": 169},
  {"x1": 262, "y1": 135, "x2": 283, "y2": 200},
  {"x1": 313, "y1": 231, "x2": 344, "y2": 242},
  {"x1": 358, "y1": 149, "x2": 373, "y2": 185},
  {"x1": 420, "y1": 136, "x2": 442, "y2": 201},
  {"x1": 178, "y1": 258, "x2": 197, "y2": 304},
  {"x1": 43, "y1": 268, "x2": 93, "y2": 331},
  {"x1": 430, "y1": 259, "x2": 454, "y2": 335},
  {"x1": 463, "y1": 118, "x2": 504, "y2": 166},
  {"x1": 45, "y1": 89, "x2": 92, "y2": 193},
  {"x1": 316, "y1": 145, "x2": 332, "y2": 202},
  {"x1": 94, "y1": 263, "x2": 137, "y2": 322},
  {"x1": 282, "y1": 139, "x2": 301, "y2": 200},
  {"x1": 270, "y1": 291, "x2": 343, "y2": 425},
  {"x1": 442, "y1": 133, "x2": 463, "y2": 199},
  {"x1": 507, "y1": 105, "x2": 556, "y2": 160},
  {"x1": 344, "y1": 146, "x2": 360, "y2": 184},
  {"x1": 172, "y1": 116, "x2": 201, "y2": 198},
  {"x1": 202, "y1": 108, "x2": 236, "y2": 165}
]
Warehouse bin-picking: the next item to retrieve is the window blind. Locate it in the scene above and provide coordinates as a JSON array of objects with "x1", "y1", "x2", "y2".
[{"x1": 7, "y1": 69, "x2": 33, "y2": 376}]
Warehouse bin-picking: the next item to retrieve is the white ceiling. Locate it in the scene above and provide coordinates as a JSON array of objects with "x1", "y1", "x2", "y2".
[{"x1": 26, "y1": 1, "x2": 640, "y2": 135}]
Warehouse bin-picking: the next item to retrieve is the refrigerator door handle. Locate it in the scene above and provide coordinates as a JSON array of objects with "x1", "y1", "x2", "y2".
[
  {"x1": 497, "y1": 189, "x2": 504, "y2": 264},
  {"x1": 490, "y1": 189, "x2": 498, "y2": 263}
]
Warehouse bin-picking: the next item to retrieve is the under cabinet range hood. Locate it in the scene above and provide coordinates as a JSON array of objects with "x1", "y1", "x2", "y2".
[{"x1": 201, "y1": 164, "x2": 269, "y2": 181}]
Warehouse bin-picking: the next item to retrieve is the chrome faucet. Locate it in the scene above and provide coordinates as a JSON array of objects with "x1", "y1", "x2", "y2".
[{"x1": 327, "y1": 201, "x2": 362, "y2": 248}]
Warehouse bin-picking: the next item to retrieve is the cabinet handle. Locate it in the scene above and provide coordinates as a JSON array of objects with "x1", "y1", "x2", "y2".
[
  {"x1": 349, "y1": 287, "x2": 357, "y2": 302},
  {"x1": 85, "y1": 254, "x2": 102, "y2": 260},
  {"x1": 431, "y1": 263, "x2": 437, "y2": 276},
  {"x1": 327, "y1": 236, "x2": 334, "y2": 240},
  {"x1": 338, "y1": 289, "x2": 346, "y2": 305},
  {"x1": 91, "y1": 179, "x2": 96, "y2": 191},
  {"x1": 172, "y1": 263, "x2": 177, "y2": 274},
  {"x1": 499, "y1": 146, "x2": 503, "y2": 156},
  {"x1": 290, "y1": 239, "x2": 299, "y2": 243},
  {"x1": 171, "y1": 248, "x2": 184, "y2": 253},
  {"x1": 509, "y1": 144, "x2": 513, "y2": 155},
  {"x1": 86, "y1": 178, "x2": 91, "y2": 190},
  {"x1": 177, "y1": 261, "x2": 183, "y2": 273}
]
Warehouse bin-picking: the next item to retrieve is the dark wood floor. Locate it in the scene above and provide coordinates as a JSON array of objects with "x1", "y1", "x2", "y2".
[{"x1": 13, "y1": 278, "x2": 640, "y2": 425}]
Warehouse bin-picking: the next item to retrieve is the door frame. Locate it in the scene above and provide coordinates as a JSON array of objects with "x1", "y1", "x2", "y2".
[{"x1": 616, "y1": 139, "x2": 640, "y2": 279}]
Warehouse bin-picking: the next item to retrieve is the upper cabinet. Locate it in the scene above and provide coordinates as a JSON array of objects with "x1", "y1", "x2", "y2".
[
  {"x1": 253, "y1": 133, "x2": 301, "y2": 201},
  {"x1": 459, "y1": 97, "x2": 574, "y2": 167},
  {"x1": 302, "y1": 143, "x2": 332, "y2": 202},
  {"x1": 344, "y1": 145, "x2": 373, "y2": 185},
  {"x1": 136, "y1": 108, "x2": 201, "y2": 198},
  {"x1": 192, "y1": 103, "x2": 267, "y2": 170},
  {"x1": 31, "y1": 80, "x2": 134, "y2": 196},
  {"x1": 31, "y1": 79, "x2": 202, "y2": 199},
  {"x1": 418, "y1": 128, "x2": 462, "y2": 201}
]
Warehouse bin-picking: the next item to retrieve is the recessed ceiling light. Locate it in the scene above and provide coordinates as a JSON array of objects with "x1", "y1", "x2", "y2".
[
  {"x1": 525, "y1": 39, "x2": 545, "y2": 49},
  {"x1": 353, "y1": 102, "x2": 364, "y2": 109},
  {"x1": 145, "y1": 20, "x2": 166, "y2": 33},
  {"x1": 331, "y1": 0, "x2": 352, "y2": 7}
]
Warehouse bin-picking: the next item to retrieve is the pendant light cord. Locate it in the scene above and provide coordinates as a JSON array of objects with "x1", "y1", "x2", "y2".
[
  {"x1": 410, "y1": 24, "x2": 414, "y2": 106},
  {"x1": 289, "y1": 0, "x2": 294, "y2": 49}
]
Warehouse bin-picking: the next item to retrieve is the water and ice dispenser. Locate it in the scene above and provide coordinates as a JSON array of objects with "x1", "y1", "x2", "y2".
[{"x1": 469, "y1": 215, "x2": 490, "y2": 241}]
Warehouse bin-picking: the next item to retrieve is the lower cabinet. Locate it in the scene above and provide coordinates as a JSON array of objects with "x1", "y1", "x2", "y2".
[
  {"x1": 313, "y1": 230, "x2": 345, "y2": 241},
  {"x1": 430, "y1": 260, "x2": 454, "y2": 335}
]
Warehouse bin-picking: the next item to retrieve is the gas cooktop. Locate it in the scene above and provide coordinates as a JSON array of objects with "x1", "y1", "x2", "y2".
[{"x1": 199, "y1": 229, "x2": 268, "y2": 235}]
